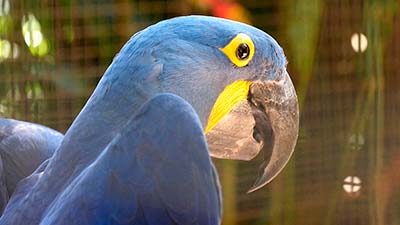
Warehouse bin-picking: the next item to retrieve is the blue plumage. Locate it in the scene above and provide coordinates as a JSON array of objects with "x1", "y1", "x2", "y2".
[
  {"x1": 38, "y1": 94, "x2": 221, "y2": 225},
  {"x1": 0, "y1": 15, "x2": 297, "y2": 225},
  {"x1": 0, "y1": 119, "x2": 63, "y2": 213}
]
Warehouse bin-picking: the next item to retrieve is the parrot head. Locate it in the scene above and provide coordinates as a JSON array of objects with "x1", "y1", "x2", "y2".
[{"x1": 108, "y1": 15, "x2": 299, "y2": 192}]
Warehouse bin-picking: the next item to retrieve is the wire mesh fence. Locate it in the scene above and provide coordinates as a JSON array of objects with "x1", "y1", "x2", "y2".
[{"x1": 0, "y1": 0, "x2": 399, "y2": 224}]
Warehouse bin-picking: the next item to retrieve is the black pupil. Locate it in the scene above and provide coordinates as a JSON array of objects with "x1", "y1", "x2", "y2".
[{"x1": 236, "y1": 43, "x2": 250, "y2": 60}]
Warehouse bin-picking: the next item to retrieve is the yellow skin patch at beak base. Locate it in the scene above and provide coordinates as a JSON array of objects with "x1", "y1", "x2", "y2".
[
  {"x1": 219, "y1": 33, "x2": 255, "y2": 67},
  {"x1": 205, "y1": 80, "x2": 252, "y2": 134}
]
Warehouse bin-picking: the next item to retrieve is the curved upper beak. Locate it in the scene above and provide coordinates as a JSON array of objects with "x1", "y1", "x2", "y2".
[
  {"x1": 205, "y1": 70, "x2": 299, "y2": 193},
  {"x1": 247, "y1": 70, "x2": 299, "y2": 193}
]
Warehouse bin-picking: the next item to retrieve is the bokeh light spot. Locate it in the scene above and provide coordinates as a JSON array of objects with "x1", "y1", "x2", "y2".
[
  {"x1": 351, "y1": 33, "x2": 368, "y2": 53},
  {"x1": 24, "y1": 30, "x2": 43, "y2": 48},
  {"x1": 349, "y1": 133, "x2": 365, "y2": 151},
  {"x1": 22, "y1": 13, "x2": 44, "y2": 48},
  {"x1": 0, "y1": 103, "x2": 7, "y2": 114},
  {"x1": 0, "y1": 0, "x2": 10, "y2": 16},
  {"x1": 0, "y1": 39, "x2": 11, "y2": 60},
  {"x1": 12, "y1": 43, "x2": 19, "y2": 59},
  {"x1": 343, "y1": 176, "x2": 362, "y2": 195}
]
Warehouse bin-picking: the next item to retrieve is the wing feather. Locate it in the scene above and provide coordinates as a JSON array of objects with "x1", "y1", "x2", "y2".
[{"x1": 39, "y1": 93, "x2": 221, "y2": 225}]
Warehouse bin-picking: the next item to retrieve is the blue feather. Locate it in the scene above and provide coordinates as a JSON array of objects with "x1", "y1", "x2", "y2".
[
  {"x1": 37, "y1": 94, "x2": 221, "y2": 225},
  {"x1": 0, "y1": 15, "x2": 288, "y2": 224},
  {"x1": 0, "y1": 119, "x2": 63, "y2": 213}
]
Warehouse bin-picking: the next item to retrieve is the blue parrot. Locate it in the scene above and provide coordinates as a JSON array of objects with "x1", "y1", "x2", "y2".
[
  {"x1": 0, "y1": 119, "x2": 63, "y2": 213},
  {"x1": 0, "y1": 15, "x2": 299, "y2": 224}
]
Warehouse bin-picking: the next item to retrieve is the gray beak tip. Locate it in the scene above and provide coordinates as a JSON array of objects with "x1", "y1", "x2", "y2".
[
  {"x1": 246, "y1": 153, "x2": 295, "y2": 193},
  {"x1": 247, "y1": 176, "x2": 273, "y2": 194},
  {"x1": 247, "y1": 182, "x2": 266, "y2": 194}
]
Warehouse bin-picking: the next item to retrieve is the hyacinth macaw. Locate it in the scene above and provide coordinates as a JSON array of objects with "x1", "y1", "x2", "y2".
[{"x1": 0, "y1": 15, "x2": 299, "y2": 224}]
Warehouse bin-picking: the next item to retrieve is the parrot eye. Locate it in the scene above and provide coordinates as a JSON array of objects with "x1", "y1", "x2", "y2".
[
  {"x1": 236, "y1": 43, "x2": 250, "y2": 60},
  {"x1": 219, "y1": 33, "x2": 255, "y2": 67}
]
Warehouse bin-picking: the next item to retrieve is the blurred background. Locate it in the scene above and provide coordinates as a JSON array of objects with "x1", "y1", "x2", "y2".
[{"x1": 0, "y1": 0, "x2": 399, "y2": 224}]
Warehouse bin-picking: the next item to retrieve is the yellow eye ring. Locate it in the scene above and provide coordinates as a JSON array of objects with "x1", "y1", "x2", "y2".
[{"x1": 219, "y1": 33, "x2": 255, "y2": 67}]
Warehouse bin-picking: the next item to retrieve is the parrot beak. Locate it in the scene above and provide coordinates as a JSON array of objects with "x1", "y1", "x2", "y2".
[
  {"x1": 206, "y1": 70, "x2": 299, "y2": 193},
  {"x1": 246, "y1": 70, "x2": 299, "y2": 193}
]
